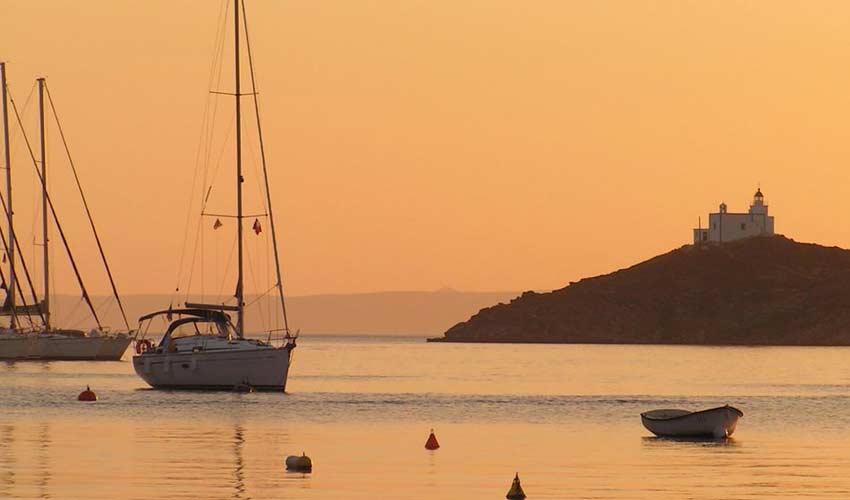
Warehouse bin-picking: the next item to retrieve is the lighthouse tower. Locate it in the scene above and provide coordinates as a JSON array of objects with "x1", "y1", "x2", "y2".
[
  {"x1": 692, "y1": 187, "x2": 775, "y2": 243},
  {"x1": 750, "y1": 188, "x2": 767, "y2": 215}
]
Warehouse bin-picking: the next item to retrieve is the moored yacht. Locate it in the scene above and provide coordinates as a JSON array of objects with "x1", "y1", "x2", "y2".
[
  {"x1": 133, "y1": 308, "x2": 294, "y2": 390},
  {"x1": 0, "y1": 64, "x2": 132, "y2": 360},
  {"x1": 132, "y1": 0, "x2": 297, "y2": 390}
]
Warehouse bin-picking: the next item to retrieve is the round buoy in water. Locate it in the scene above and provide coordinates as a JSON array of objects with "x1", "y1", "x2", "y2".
[
  {"x1": 285, "y1": 452, "x2": 312, "y2": 472},
  {"x1": 77, "y1": 385, "x2": 97, "y2": 402},
  {"x1": 506, "y1": 473, "x2": 526, "y2": 500},
  {"x1": 424, "y1": 429, "x2": 440, "y2": 450}
]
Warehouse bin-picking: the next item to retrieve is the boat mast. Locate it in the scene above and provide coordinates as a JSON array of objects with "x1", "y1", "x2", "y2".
[
  {"x1": 37, "y1": 78, "x2": 49, "y2": 331},
  {"x1": 0, "y1": 63, "x2": 16, "y2": 329},
  {"x1": 234, "y1": 0, "x2": 245, "y2": 338}
]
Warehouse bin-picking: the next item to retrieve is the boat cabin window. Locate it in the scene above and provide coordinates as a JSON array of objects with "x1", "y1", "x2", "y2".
[{"x1": 169, "y1": 320, "x2": 225, "y2": 340}]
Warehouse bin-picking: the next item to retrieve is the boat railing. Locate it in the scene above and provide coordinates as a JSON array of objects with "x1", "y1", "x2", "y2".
[{"x1": 263, "y1": 328, "x2": 298, "y2": 348}]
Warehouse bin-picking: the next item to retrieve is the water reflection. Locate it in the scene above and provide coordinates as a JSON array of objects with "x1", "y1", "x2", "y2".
[
  {"x1": 641, "y1": 435, "x2": 741, "y2": 448},
  {"x1": 36, "y1": 423, "x2": 51, "y2": 499},
  {"x1": 232, "y1": 424, "x2": 246, "y2": 499},
  {"x1": 0, "y1": 424, "x2": 15, "y2": 498},
  {"x1": 0, "y1": 422, "x2": 53, "y2": 499}
]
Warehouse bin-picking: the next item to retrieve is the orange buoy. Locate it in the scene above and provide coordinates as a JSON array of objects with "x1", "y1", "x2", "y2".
[
  {"x1": 77, "y1": 385, "x2": 97, "y2": 402},
  {"x1": 424, "y1": 429, "x2": 440, "y2": 450},
  {"x1": 506, "y1": 473, "x2": 526, "y2": 500}
]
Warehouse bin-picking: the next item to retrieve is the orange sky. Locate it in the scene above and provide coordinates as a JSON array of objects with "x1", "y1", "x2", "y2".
[{"x1": 2, "y1": 1, "x2": 850, "y2": 296}]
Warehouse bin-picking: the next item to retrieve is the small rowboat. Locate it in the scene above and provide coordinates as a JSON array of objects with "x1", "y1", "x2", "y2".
[{"x1": 641, "y1": 405, "x2": 743, "y2": 438}]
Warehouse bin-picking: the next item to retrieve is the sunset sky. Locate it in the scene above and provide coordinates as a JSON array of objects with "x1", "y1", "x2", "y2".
[{"x1": 2, "y1": 1, "x2": 850, "y2": 296}]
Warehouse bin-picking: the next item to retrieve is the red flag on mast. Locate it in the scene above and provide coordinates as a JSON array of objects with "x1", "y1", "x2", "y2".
[{"x1": 252, "y1": 219, "x2": 262, "y2": 235}]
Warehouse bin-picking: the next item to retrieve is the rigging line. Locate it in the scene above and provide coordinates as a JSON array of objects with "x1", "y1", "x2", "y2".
[
  {"x1": 0, "y1": 218, "x2": 40, "y2": 325},
  {"x1": 267, "y1": 202, "x2": 274, "y2": 331},
  {"x1": 29, "y1": 90, "x2": 40, "y2": 267},
  {"x1": 200, "y1": 110, "x2": 236, "y2": 215},
  {"x1": 200, "y1": 100, "x2": 218, "y2": 212},
  {"x1": 214, "y1": 216, "x2": 220, "y2": 301},
  {"x1": 175, "y1": 101, "x2": 212, "y2": 297},
  {"x1": 0, "y1": 172, "x2": 41, "y2": 314},
  {"x1": 214, "y1": 229, "x2": 238, "y2": 303},
  {"x1": 4, "y1": 238, "x2": 38, "y2": 326},
  {"x1": 174, "y1": 117, "x2": 208, "y2": 298},
  {"x1": 243, "y1": 126, "x2": 269, "y2": 216},
  {"x1": 242, "y1": 0, "x2": 290, "y2": 333},
  {"x1": 5, "y1": 81, "x2": 36, "y2": 160},
  {"x1": 44, "y1": 84, "x2": 130, "y2": 331},
  {"x1": 196, "y1": 2, "x2": 232, "y2": 267},
  {"x1": 174, "y1": 0, "x2": 230, "y2": 300},
  {"x1": 22, "y1": 315, "x2": 36, "y2": 330},
  {"x1": 244, "y1": 284, "x2": 275, "y2": 307},
  {"x1": 199, "y1": 216, "x2": 209, "y2": 302},
  {"x1": 94, "y1": 296, "x2": 115, "y2": 326},
  {"x1": 201, "y1": 201, "x2": 205, "y2": 300},
  {"x1": 8, "y1": 89, "x2": 102, "y2": 330},
  {"x1": 244, "y1": 240, "x2": 267, "y2": 333},
  {"x1": 64, "y1": 297, "x2": 86, "y2": 330},
  {"x1": 211, "y1": 0, "x2": 230, "y2": 88},
  {"x1": 175, "y1": 100, "x2": 212, "y2": 298},
  {"x1": 201, "y1": 108, "x2": 236, "y2": 214},
  {"x1": 200, "y1": 2, "x2": 231, "y2": 212},
  {"x1": 0, "y1": 251, "x2": 7, "y2": 294},
  {"x1": 183, "y1": 215, "x2": 205, "y2": 304}
]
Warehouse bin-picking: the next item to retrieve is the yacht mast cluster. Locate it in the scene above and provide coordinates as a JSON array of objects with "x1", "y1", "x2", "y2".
[
  {"x1": 0, "y1": 61, "x2": 132, "y2": 360},
  {"x1": 0, "y1": 0, "x2": 295, "y2": 370}
]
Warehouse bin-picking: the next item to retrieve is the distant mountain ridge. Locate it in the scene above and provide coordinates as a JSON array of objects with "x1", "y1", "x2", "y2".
[
  {"x1": 45, "y1": 290, "x2": 519, "y2": 336},
  {"x1": 431, "y1": 236, "x2": 850, "y2": 345}
]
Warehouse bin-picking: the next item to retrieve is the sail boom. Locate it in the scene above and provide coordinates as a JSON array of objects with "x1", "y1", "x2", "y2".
[
  {"x1": 0, "y1": 302, "x2": 43, "y2": 316},
  {"x1": 184, "y1": 302, "x2": 240, "y2": 312}
]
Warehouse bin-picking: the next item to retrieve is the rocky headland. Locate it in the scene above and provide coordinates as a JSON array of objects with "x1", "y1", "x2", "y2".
[{"x1": 430, "y1": 236, "x2": 850, "y2": 345}]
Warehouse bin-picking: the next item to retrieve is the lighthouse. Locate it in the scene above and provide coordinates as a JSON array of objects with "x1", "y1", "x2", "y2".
[{"x1": 693, "y1": 188, "x2": 775, "y2": 244}]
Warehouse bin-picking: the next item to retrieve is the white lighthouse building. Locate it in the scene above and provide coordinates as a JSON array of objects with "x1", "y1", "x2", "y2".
[{"x1": 693, "y1": 188, "x2": 775, "y2": 244}]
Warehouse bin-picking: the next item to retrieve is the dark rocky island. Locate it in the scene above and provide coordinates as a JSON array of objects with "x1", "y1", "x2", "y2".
[{"x1": 429, "y1": 236, "x2": 850, "y2": 345}]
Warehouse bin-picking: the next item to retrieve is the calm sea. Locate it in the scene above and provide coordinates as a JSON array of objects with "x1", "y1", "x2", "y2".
[{"x1": 2, "y1": 335, "x2": 850, "y2": 499}]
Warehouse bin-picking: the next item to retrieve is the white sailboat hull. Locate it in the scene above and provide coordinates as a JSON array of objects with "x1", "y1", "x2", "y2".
[
  {"x1": 0, "y1": 333, "x2": 131, "y2": 361},
  {"x1": 132, "y1": 346, "x2": 293, "y2": 391},
  {"x1": 641, "y1": 405, "x2": 743, "y2": 438},
  {"x1": 0, "y1": 335, "x2": 35, "y2": 359},
  {"x1": 96, "y1": 336, "x2": 134, "y2": 360}
]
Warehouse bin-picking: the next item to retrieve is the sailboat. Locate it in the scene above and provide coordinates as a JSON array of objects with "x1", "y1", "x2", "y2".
[
  {"x1": 0, "y1": 64, "x2": 133, "y2": 360},
  {"x1": 132, "y1": 0, "x2": 297, "y2": 390}
]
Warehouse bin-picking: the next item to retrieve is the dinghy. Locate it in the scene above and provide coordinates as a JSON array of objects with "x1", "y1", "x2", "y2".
[{"x1": 641, "y1": 405, "x2": 743, "y2": 438}]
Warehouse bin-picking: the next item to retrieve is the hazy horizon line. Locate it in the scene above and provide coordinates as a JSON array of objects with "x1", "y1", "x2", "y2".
[{"x1": 45, "y1": 288, "x2": 532, "y2": 298}]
